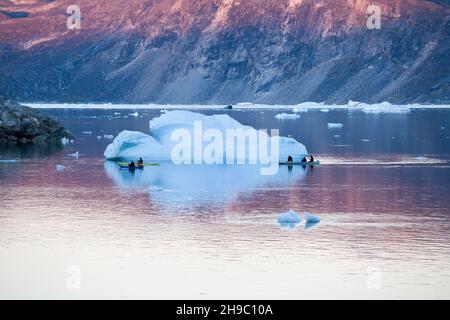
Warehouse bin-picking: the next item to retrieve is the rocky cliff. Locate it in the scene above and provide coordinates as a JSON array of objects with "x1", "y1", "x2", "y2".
[{"x1": 0, "y1": 0, "x2": 449, "y2": 104}]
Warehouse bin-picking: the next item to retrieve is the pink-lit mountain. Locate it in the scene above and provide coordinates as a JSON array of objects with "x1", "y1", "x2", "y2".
[{"x1": 0, "y1": 0, "x2": 449, "y2": 103}]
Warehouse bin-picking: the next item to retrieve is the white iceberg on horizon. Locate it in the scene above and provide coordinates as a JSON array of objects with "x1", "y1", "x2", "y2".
[{"x1": 104, "y1": 111, "x2": 308, "y2": 165}]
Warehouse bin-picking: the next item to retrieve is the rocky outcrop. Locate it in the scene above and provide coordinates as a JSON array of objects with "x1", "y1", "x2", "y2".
[{"x1": 0, "y1": 96, "x2": 73, "y2": 144}]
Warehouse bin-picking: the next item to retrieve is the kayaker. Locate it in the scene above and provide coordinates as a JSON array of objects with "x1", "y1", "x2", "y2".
[
  {"x1": 287, "y1": 155, "x2": 293, "y2": 163},
  {"x1": 301, "y1": 156, "x2": 307, "y2": 163},
  {"x1": 309, "y1": 155, "x2": 314, "y2": 162},
  {"x1": 137, "y1": 158, "x2": 144, "y2": 166},
  {"x1": 129, "y1": 161, "x2": 136, "y2": 169}
]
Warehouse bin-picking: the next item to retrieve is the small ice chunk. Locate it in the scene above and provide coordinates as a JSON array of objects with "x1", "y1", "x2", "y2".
[
  {"x1": 82, "y1": 131, "x2": 92, "y2": 135},
  {"x1": 275, "y1": 113, "x2": 301, "y2": 120},
  {"x1": 103, "y1": 134, "x2": 114, "y2": 139},
  {"x1": 277, "y1": 210, "x2": 301, "y2": 224},
  {"x1": 416, "y1": 156, "x2": 429, "y2": 161},
  {"x1": 304, "y1": 212, "x2": 320, "y2": 223},
  {"x1": 327, "y1": 123, "x2": 343, "y2": 129},
  {"x1": 334, "y1": 134, "x2": 341, "y2": 138},
  {"x1": 147, "y1": 185, "x2": 164, "y2": 192},
  {"x1": 130, "y1": 112, "x2": 139, "y2": 117},
  {"x1": 0, "y1": 159, "x2": 19, "y2": 163},
  {"x1": 441, "y1": 126, "x2": 446, "y2": 130},
  {"x1": 96, "y1": 136, "x2": 102, "y2": 139},
  {"x1": 293, "y1": 107, "x2": 308, "y2": 113},
  {"x1": 320, "y1": 108, "x2": 330, "y2": 113},
  {"x1": 361, "y1": 139, "x2": 371, "y2": 142},
  {"x1": 61, "y1": 137, "x2": 72, "y2": 145},
  {"x1": 161, "y1": 109, "x2": 168, "y2": 114},
  {"x1": 114, "y1": 112, "x2": 121, "y2": 115},
  {"x1": 68, "y1": 151, "x2": 79, "y2": 158},
  {"x1": 56, "y1": 165, "x2": 65, "y2": 171}
]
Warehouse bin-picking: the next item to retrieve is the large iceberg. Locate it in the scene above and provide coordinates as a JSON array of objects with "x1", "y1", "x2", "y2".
[{"x1": 104, "y1": 111, "x2": 308, "y2": 167}]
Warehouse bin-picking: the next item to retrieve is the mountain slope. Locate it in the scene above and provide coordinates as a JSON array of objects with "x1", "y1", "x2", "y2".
[{"x1": 0, "y1": 0, "x2": 449, "y2": 104}]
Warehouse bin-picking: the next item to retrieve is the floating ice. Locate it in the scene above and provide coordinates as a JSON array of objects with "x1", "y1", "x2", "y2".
[
  {"x1": 275, "y1": 113, "x2": 301, "y2": 120},
  {"x1": 104, "y1": 111, "x2": 308, "y2": 164},
  {"x1": 320, "y1": 108, "x2": 330, "y2": 113},
  {"x1": 304, "y1": 212, "x2": 320, "y2": 224},
  {"x1": 0, "y1": 159, "x2": 19, "y2": 163},
  {"x1": 103, "y1": 134, "x2": 114, "y2": 139},
  {"x1": 56, "y1": 165, "x2": 65, "y2": 171},
  {"x1": 68, "y1": 151, "x2": 79, "y2": 158},
  {"x1": 416, "y1": 156, "x2": 429, "y2": 161},
  {"x1": 147, "y1": 185, "x2": 164, "y2": 192},
  {"x1": 82, "y1": 131, "x2": 92, "y2": 135},
  {"x1": 61, "y1": 137, "x2": 72, "y2": 145},
  {"x1": 277, "y1": 210, "x2": 301, "y2": 224},
  {"x1": 130, "y1": 112, "x2": 139, "y2": 117},
  {"x1": 361, "y1": 139, "x2": 371, "y2": 142},
  {"x1": 327, "y1": 123, "x2": 343, "y2": 129},
  {"x1": 293, "y1": 107, "x2": 308, "y2": 113},
  {"x1": 114, "y1": 112, "x2": 121, "y2": 115},
  {"x1": 361, "y1": 102, "x2": 410, "y2": 114},
  {"x1": 334, "y1": 134, "x2": 341, "y2": 138},
  {"x1": 96, "y1": 136, "x2": 102, "y2": 139}
]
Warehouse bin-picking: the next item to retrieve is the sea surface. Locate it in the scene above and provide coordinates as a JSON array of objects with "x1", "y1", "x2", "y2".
[{"x1": 1, "y1": 107, "x2": 450, "y2": 299}]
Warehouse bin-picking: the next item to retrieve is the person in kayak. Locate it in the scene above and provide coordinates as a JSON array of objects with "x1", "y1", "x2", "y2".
[
  {"x1": 287, "y1": 155, "x2": 293, "y2": 163},
  {"x1": 137, "y1": 158, "x2": 144, "y2": 167},
  {"x1": 301, "y1": 156, "x2": 308, "y2": 163},
  {"x1": 128, "y1": 161, "x2": 136, "y2": 169},
  {"x1": 309, "y1": 155, "x2": 315, "y2": 162}
]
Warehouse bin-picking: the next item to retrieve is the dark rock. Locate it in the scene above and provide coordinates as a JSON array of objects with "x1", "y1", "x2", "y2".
[
  {"x1": 0, "y1": 97, "x2": 73, "y2": 145},
  {"x1": 32, "y1": 135, "x2": 48, "y2": 144},
  {"x1": 224, "y1": 105, "x2": 233, "y2": 110},
  {"x1": 7, "y1": 135, "x2": 17, "y2": 142},
  {"x1": 18, "y1": 137, "x2": 29, "y2": 144}
]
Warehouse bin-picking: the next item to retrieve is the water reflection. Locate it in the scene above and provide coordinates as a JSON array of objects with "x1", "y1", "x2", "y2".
[
  {"x1": 104, "y1": 161, "x2": 308, "y2": 210},
  {"x1": 0, "y1": 143, "x2": 65, "y2": 160}
]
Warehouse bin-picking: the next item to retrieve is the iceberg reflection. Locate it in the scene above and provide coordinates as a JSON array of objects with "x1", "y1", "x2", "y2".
[{"x1": 104, "y1": 161, "x2": 308, "y2": 209}]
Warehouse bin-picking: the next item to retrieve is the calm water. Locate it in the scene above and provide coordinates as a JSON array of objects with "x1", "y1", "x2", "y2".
[{"x1": 1, "y1": 108, "x2": 450, "y2": 299}]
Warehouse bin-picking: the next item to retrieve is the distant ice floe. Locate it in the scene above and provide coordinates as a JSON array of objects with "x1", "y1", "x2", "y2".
[
  {"x1": 103, "y1": 134, "x2": 114, "y2": 139},
  {"x1": 96, "y1": 136, "x2": 102, "y2": 139},
  {"x1": 130, "y1": 112, "x2": 139, "y2": 117},
  {"x1": 56, "y1": 164, "x2": 65, "y2": 171},
  {"x1": 416, "y1": 156, "x2": 429, "y2": 161},
  {"x1": 275, "y1": 113, "x2": 301, "y2": 120},
  {"x1": 82, "y1": 131, "x2": 93, "y2": 135},
  {"x1": 68, "y1": 151, "x2": 79, "y2": 158},
  {"x1": 361, "y1": 139, "x2": 371, "y2": 142},
  {"x1": 320, "y1": 108, "x2": 330, "y2": 113},
  {"x1": 354, "y1": 101, "x2": 411, "y2": 114},
  {"x1": 327, "y1": 123, "x2": 344, "y2": 129}
]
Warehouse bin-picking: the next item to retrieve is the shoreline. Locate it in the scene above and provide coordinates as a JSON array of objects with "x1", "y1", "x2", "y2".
[{"x1": 22, "y1": 103, "x2": 450, "y2": 110}]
